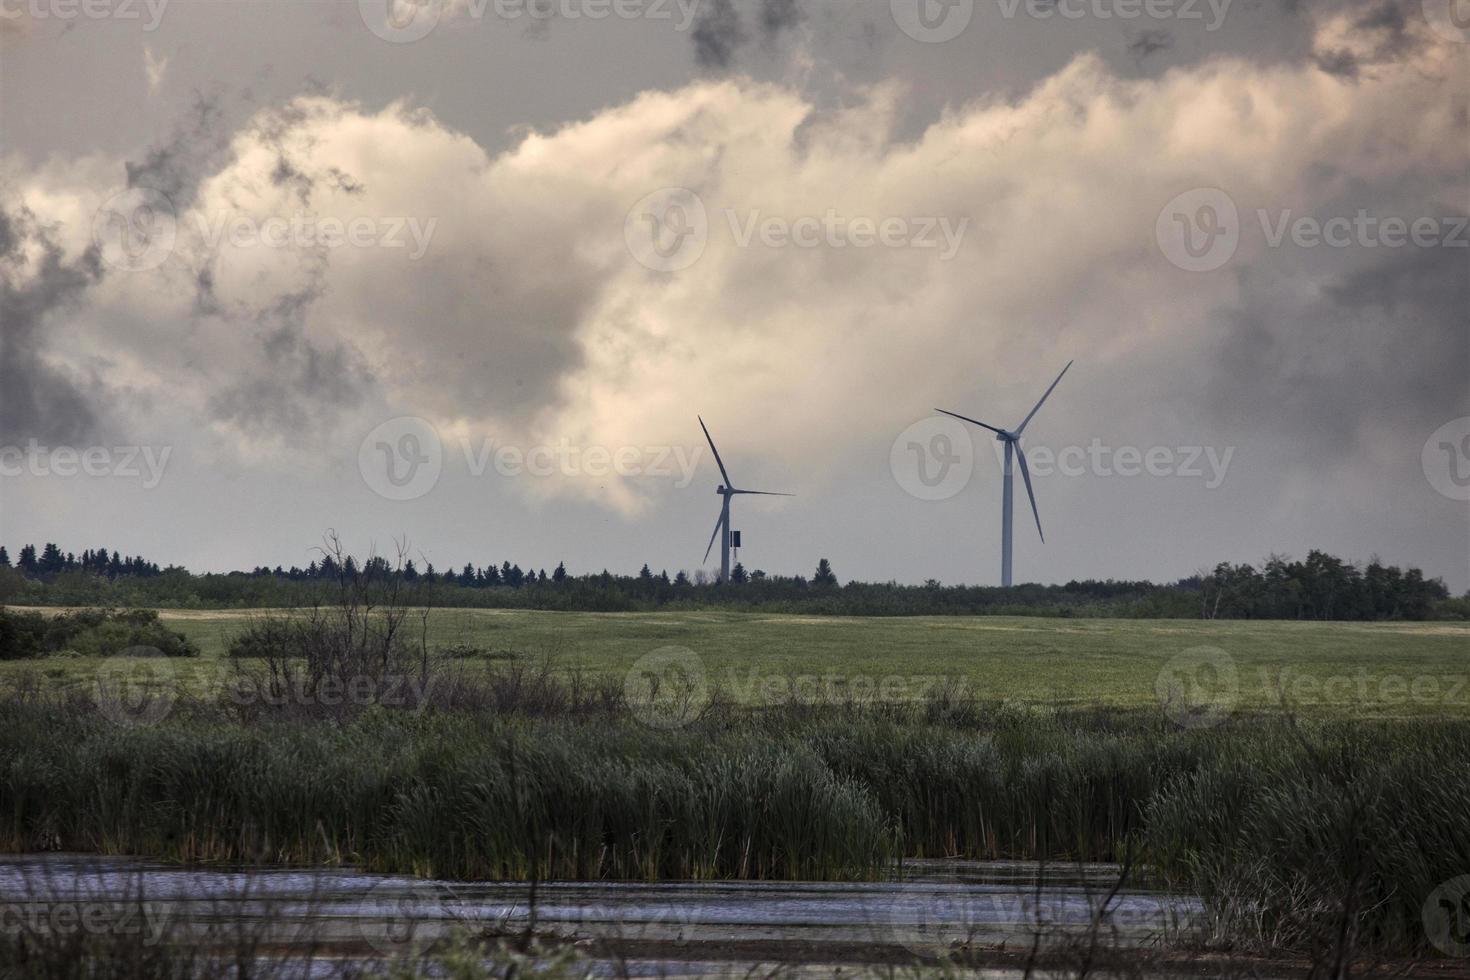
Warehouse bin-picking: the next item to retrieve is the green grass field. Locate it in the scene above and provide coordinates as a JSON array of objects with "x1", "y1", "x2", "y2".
[{"x1": 5, "y1": 607, "x2": 1467, "y2": 717}]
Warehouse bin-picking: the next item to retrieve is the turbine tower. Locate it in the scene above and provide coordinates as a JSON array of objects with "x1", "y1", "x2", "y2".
[
  {"x1": 937, "y1": 361, "x2": 1072, "y2": 588},
  {"x1": 698, "y1": 417, "x2": 793, "y2": 582}
]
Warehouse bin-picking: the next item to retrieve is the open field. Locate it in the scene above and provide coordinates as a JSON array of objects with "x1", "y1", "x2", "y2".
[{"x1": 4, "y1": 606, "x2": 1468, "y2": 718}]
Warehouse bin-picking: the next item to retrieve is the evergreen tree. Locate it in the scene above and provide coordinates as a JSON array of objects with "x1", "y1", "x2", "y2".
[
  {"x1": 18, "y1": 545, "x2": 37, "y2": 573},
  {"x1": 813, "y1": 558, "x2": 838, "y2": 587},
  {"x1": 553, "y1": 561, "x2": 567, "y2": 583},
  {"x1": 39, "y1": 543, "x2": 65, "y2": 575},
  {"x1": 0, "y1": 546, "x2": 8, "y2": 567},
  {"x1": 731, "y1": 562, "x2": 748, "y2": 584}
]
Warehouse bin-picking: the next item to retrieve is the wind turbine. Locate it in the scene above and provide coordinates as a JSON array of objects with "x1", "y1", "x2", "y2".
[
  {"x1": 936, "y1": 361, "x2": 1073, "y2": 588},
  {"x1": 698, "y1": 417, "x2": 793, "y2": 582}
]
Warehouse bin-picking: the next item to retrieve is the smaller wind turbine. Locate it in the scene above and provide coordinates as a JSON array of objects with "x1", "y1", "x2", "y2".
[
  {"x1": 936, "y1": 361, "x2": 1073, "y2": 588},
  {"x1": 698, "y1": 417, "x2": 792, "y2": 582}
]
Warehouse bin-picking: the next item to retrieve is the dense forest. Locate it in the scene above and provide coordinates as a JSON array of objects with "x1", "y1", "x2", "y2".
[{"x1": 0, "y1": 540, "x2": 1462, "y2": 620}]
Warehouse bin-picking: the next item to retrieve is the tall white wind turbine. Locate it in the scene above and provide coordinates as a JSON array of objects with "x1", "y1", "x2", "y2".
[
  {"x1": 936, "y1": 361, "x2": 1073, "y2": 587},
  {"x1": 698, "y1": 417, "x2": 793, "y2": 583}
]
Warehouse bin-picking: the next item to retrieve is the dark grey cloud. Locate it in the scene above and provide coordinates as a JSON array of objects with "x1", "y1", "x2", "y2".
[
  {"x1": 0, "y1": 205, "x2": 105, "y2": 446},
  {"x1": 1127, "y1": 29, "x2": 1172, "y2": 63},
  {"x1": 1207, "y1": 242, "x2": 1470, "y2": 462},
  {"x1": 691, "y1": 0, "x2": 804, "y2": 69},
  {"x1": 692, "y1": 0, "x2": 746, "y2": 69},
  {"x1": 206, "y1": 285, "x2": 372, "y2": 437},
  {"x1": 1309, "y1": 0, "x2": 1425, "y2": 78},
  {"x1": 125, "y1": 92, "x2": 229, "y2": 210}
]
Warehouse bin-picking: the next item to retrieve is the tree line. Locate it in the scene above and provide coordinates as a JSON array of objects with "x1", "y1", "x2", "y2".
[{"x1": 0, "y1": 540, "x2": 1461, "y2": 620}]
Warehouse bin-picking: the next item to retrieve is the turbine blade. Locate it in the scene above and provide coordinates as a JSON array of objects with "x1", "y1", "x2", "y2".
[
  {"x1": 732, "y1": 490, "x2": 794, "y2": 497},
  {"x1": 1015, "y1": 446, "x2": 1044, "y2": 543},
  {"x1": 934, "y1": 409, "x2": 1006, "y2": 437},
  {"x1": 1014, "y1": 360, "x2": 1073, "y2": 436},
  {"x1": 697, "y1": 416, "x2": 733, "y2": 487},
  {"x1": 703, "y1": 510, "x2": 724, "y2": 563}
]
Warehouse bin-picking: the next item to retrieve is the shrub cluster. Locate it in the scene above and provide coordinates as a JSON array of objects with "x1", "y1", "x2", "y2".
[{"x1": 0, "y1": 608, "x2": 198, "y2": 660}]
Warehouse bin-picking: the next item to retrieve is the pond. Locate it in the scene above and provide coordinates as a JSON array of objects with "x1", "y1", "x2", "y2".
[{"x1": 0, "y1": 855, "x2": 1202, "y2": 977}]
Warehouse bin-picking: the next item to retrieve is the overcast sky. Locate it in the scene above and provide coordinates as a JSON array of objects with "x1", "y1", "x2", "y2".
[{"x1": 1, "y1": 0, "x2": 1467, "y2": 590}]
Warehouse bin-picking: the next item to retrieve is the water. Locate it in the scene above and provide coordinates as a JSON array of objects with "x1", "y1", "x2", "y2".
[{"x1": 0, "y1": 855, "x2": 1202, "y2": 977}]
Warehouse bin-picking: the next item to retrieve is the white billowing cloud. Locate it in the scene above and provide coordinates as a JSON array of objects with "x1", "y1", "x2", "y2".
[{"x1": 5, "y1": 4, "x2": 1464, "y2": 515}]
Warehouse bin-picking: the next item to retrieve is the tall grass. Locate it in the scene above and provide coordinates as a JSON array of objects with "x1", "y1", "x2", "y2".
[{"x1": 0, "y1": 675, "x2": 1465, "y2": 958}]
